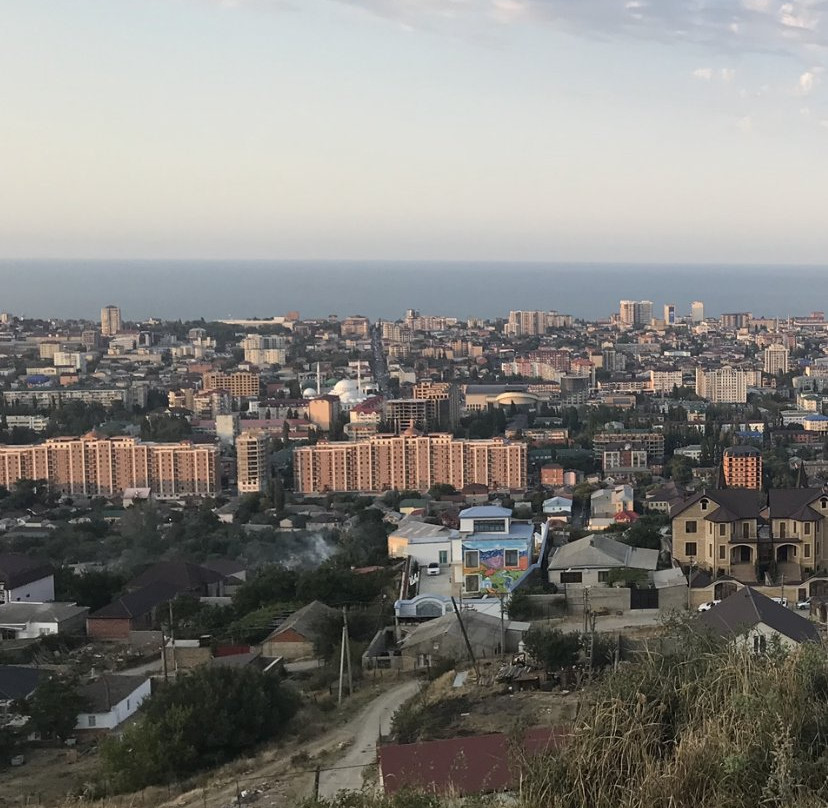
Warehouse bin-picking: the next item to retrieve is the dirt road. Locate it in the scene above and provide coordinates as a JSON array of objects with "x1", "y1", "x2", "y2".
[{"x1": 317, "y1": 679, "x2": 421, "y2": 799}]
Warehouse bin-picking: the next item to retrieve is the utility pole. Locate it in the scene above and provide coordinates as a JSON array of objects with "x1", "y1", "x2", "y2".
[
  {"x1": 168, "y1": 600, "x2": 177, "y2": 674},
  {"x1": 687, "y1": 558, "x2": 695, "y2": 611},
  {"x1": 499, "y1": 592, "x2": 506, "y2": 656},
  {"x1": 337, "y1": 610, "x2": 347, "y2": 707},
  {"x1": 343, "y1": 607, "x2": 353, "y2": 697},
  {"x1": 451, "y1": 597, "x2": 479, "y2": 679}
]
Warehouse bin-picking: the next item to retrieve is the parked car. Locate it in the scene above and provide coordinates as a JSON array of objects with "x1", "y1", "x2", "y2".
[
  {"x1": 771, "y1": 597, "x2": 789, "y2": 608},
  {"x1": 797, "y1": 597, "x2": 811, "y2": 610},
  {"x1": 426, "y1": 562, "x2": 441, "y2": 576},
  {"x1": 697, "y1": 600, "x2": 721, "y2": 612}
]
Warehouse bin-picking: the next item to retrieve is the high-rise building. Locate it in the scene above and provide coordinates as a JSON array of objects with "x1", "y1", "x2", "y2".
[
  {"x1": 691, "y1": 301, "x2": 705, "y2": 323},
  {"x1": 412, "y1": 381, "x2": 461, "y2": 429},
  {"x1": 720, "y1": 312, "x2": 752, "y2": 330},
  {"x1": 241, "y1": 334, "x2": 288, "y2": 366},
  {"x1": 618, "y1": 300, "x2": 653, "y2": 328},
  {"x1": 505, "y1": 311, "x2": 572, "y2": 336},
  {"x1": 236, "y1": 431, "x2": 270, "y2": 494},
  {"x1": 695, "y1": 366, "x2": 748, "y2": 403},
  {"x1": 722, "y1": 446, "x2": 763, "y2": 489},
  {"x1": 100, "y1": 305, "x2": 122, "y2": 337},
  {"x1": 763, "y1": 343, "x2": 790, "y2": 375},
  {"x1": 663, "y1": 304, "x2": 676, "y2": 325},
  {"x1": 293, "y1": 433, "x2": 526, "y2": 494},
  {"x1": 0, "y1": 435, "x2": 219, "y2": 498}
]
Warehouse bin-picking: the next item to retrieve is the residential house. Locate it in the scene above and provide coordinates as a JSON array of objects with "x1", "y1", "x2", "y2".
[
  {"x1": 588, "y1": 485, "x2": 635, "y2": 531},
  {"x1": 87, "y1": 580, "x2": 182, "y2": 640},
  {"x1": 261, "y1": 600, "x2": 340, "y2": 661},
  {"x1": 455, "y1": 506, "x2": 534, "y2": 597},
  {"x1": 542, "y1": 496, "x2": 573, "y2": 521},
  {"x1": 75, "y1": 674, "x2": 152, "y2": 733},
  {"x1": 697, "y1": 586, "x2": 820, "y2": 652},
  {"x1": 398, "y1": 610, "x2": 529, "y2": 667},
  {"x1": 671, "y1": 488, "x2": 828, "y2": 583},
  {"x1": 0, "y1": 602, "x2": 88, "y2": 639},
  {"x1": 127, "y1": 560, "x2": 227, "y2": 598},
  {"x1": 387, "y1": 518, "x2": 458, "y2": 570},
  {"x1": 0, "y1": 554, "x2": 55, "y2": 604},
  {"x1": 645, "y1": 481, "x2": 686, "y2": 514},
  {"x1": 547, "y1": 534, "x2": 659, "y2": 589}
]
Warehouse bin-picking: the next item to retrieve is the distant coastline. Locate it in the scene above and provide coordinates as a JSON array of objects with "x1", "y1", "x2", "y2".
[{"x1": 0, "y1": 260, "x2": 824, "y2": 322}]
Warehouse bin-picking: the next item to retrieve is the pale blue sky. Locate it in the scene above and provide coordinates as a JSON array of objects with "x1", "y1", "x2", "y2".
[{"x1": 2, "y1": 0, "x2": 827, "y2": 262}]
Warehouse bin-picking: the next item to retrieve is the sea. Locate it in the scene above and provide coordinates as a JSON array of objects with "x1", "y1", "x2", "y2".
[{"x1": 0, "y1": 260, "x2": 825, "y2": 322}]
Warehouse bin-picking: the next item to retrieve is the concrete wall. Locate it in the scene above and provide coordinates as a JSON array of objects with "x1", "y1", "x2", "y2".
[
  {"x1": 563, "y1": 586, "x2": 631, "y2": 613},
  {"x1": 262, "y1": 637, "x2": 314, "y2": 660}
]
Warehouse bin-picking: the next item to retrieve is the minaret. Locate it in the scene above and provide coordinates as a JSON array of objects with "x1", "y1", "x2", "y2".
[
  {"x1": 357, "y1": 361, "x2": 362, "y2": 394},
  {"x1": 316, "y1": 362, "x2": 321, "y2": 397}
]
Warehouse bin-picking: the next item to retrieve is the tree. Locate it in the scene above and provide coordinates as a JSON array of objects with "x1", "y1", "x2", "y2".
[
  {"x1": 54, "y1": 568, "x2": 127, "y2": 612},
  {"x1": 523, "y1": 626, "x2": 581, "y2": 671},
  {"x1": 232, "y1": 564, "x2": 297, "y2": 614},
  {"x1": 100, "y1": 667, "x2": 299, "y2": 791},
  {"x1": 24, "y1": 675, "x2": 88, "y2": 741}
]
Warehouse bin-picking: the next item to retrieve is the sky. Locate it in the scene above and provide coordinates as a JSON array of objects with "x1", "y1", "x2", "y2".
[{"x1": 2, "y1": 0, "x2": 828, "y2": 263}]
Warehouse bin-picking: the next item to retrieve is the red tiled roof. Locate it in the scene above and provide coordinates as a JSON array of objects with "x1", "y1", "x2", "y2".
[{"x1": 379, "y1": 728, "x2": 565, "y2": 796}]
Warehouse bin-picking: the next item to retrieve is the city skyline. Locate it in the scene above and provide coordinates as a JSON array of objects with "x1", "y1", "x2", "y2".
[{"x1": 3, "y1": 1, "x2": 828, "y2": 262}]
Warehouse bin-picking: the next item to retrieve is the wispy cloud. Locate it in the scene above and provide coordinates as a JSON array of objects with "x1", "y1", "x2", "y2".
[{"x1": 325, "y1": 0, "x2": 828, "y2": 59}]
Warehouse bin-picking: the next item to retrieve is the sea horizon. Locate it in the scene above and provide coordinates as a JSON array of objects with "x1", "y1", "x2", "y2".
[{"x1": 0, "y1": 259, "x2": 825, "y2": 323}]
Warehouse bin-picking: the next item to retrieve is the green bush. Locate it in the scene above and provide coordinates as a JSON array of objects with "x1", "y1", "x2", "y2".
[{"x1": 101, "y1": 667, "x2": 299, "y2": 791}]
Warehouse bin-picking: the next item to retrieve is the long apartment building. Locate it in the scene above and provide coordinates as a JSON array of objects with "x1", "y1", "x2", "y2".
[
  {"x1": 294, "y1": 432, "x2": 527, "y2": 494},
  {"x1": 202, "y1": 371, "x2": 260, "y2": 399},
  {"x1": 0, "y1": 434, "x2": 220, "y2": 498}
]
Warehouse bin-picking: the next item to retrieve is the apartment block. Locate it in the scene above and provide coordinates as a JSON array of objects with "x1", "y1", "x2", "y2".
[
  {"x1": 695, "y1": 366, "x2": 748, "y2": 403},
  {"x1": 202, "y1": 371, "x2": 261, "y2": 399},
  {"x1": 722, "y1": 446, "x2": 762, "y2": 489},
  {"x1": 100, "y1": 305, "x2": 122, "y2": 337},
  {"x1": 236, "y1": 431, "x2": 270, "y2": 494},
  {"x1": 505, "y1": 311, "x2": 572, "y2": 337},
  {"x1": 293, "y1": 433, "x2": 527, "y2": 494},
  {"x1": 593, "y1": 430, "x2": 665, "y2": 462},
  {"x1": 241, "y1": 334, "x2": 288, "y2": 366},
  {"x1": 763, "y1": 343, "x2": 790, "y2": 375},
  {"x1": 0, "y1": 435, "x2": 220, "y2": 498},
  {"x1": 412, "y1": 381, "x2": 461, "y2": 429}
]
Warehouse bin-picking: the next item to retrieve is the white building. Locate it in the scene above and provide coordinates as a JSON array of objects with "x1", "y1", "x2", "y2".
[
  {"x1": 650, "y1": 370, "x2": 684, "y2": 394},
  {"x1": 241, "y1": 334, "x2": 288, "y2": 366},
  {"x1": 0, "y1": 555, "x2": 54, "y2": 604},
  {"x1": 75, "y1": 675, "x2": 152, "y2": 732},
  {"x1": 695, "y1": 366, "x2": 748, "y2": 403},
  {"x1": 0, "y1": 602, "x2": 88, "y2": 639},
  {"x1": 691, "y1": 301, "x2": 705, "y2": 323}
]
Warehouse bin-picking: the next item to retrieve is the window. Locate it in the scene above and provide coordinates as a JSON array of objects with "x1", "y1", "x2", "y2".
[
  {"x1": 560, "y1": 571, "x2": 583, "y2": 584},
  {"x1": 472, "y1": 520, "x2": 506, "y2": 533},
  {"x1": 685, "y1": 521, "x2": 697, "y2": 534},
  {"x1": 805, "y1": 545, "x2": 811, "y2": 558},
  {"x1": 504, "y1": 550, "x2": 519, "y2": 568},
  {"x1": 700, "y1": 499, "x2": 709, "y2": 511},
  {"x1": 719, "y1": 545, "x2": 726, "y2": 559},
  {"x1": 805, "y1": 523, "x2": 812, "y2": 536},
  {"x1": 743, "y1": 523, "x2": 750, "y2": 539},
  {"x1": 88, "y1": 715, "x2": 96, "y2": 728},
  {"x1": 598, "y1": 571, "x2": 609, "y2": 583},
  {"x1": 753, "y1": 635, "x2": 767, "y2": 654},
  {"x1": 464, "y1": 551, "x2": 479, "y2": 569},
  {"x1": 464, "y1": 575, "x2": 480, "y2": 593},
  {"x1": 438, "y1": 550, "x2": 448, "y2": 564},
  {"x1": 719, "y1": 524, "x2": 727, "y2": 537},
  {"x1": 685, "y1": 542, "x2": 697, "y2": 557}
]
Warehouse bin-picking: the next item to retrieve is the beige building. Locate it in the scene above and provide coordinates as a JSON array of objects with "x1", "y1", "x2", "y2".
[
  {"x1": 695, "y1": 366, "x2": 748, "y2": 403},
  {"x1": 413, "y1": 381, "x2": 461, "y2": 429},
  {"x1": 236, "y1": 431, "x2": 270, "y2": 494},
  {"x1": 202, "y1": 371, "x2": 260, "y2": 399},
  {"x1": 0, "y1": 434, "x2": 220, "y2": 498},
  {"x1": 100, "y1": 305, "x2": 122, "y2": 337},
  {"x1": 308, "y1": 396, "x2": 341, "y2": 432},
  {"x1": 672, "y1": 488, "x2": 828, "y2": 582},
  {"x1": 763, "y1": 343, "x2": 790, "y2": 375},
  {"x1": 294, "y1": 432, "x2": 527, "y2": 494}
]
